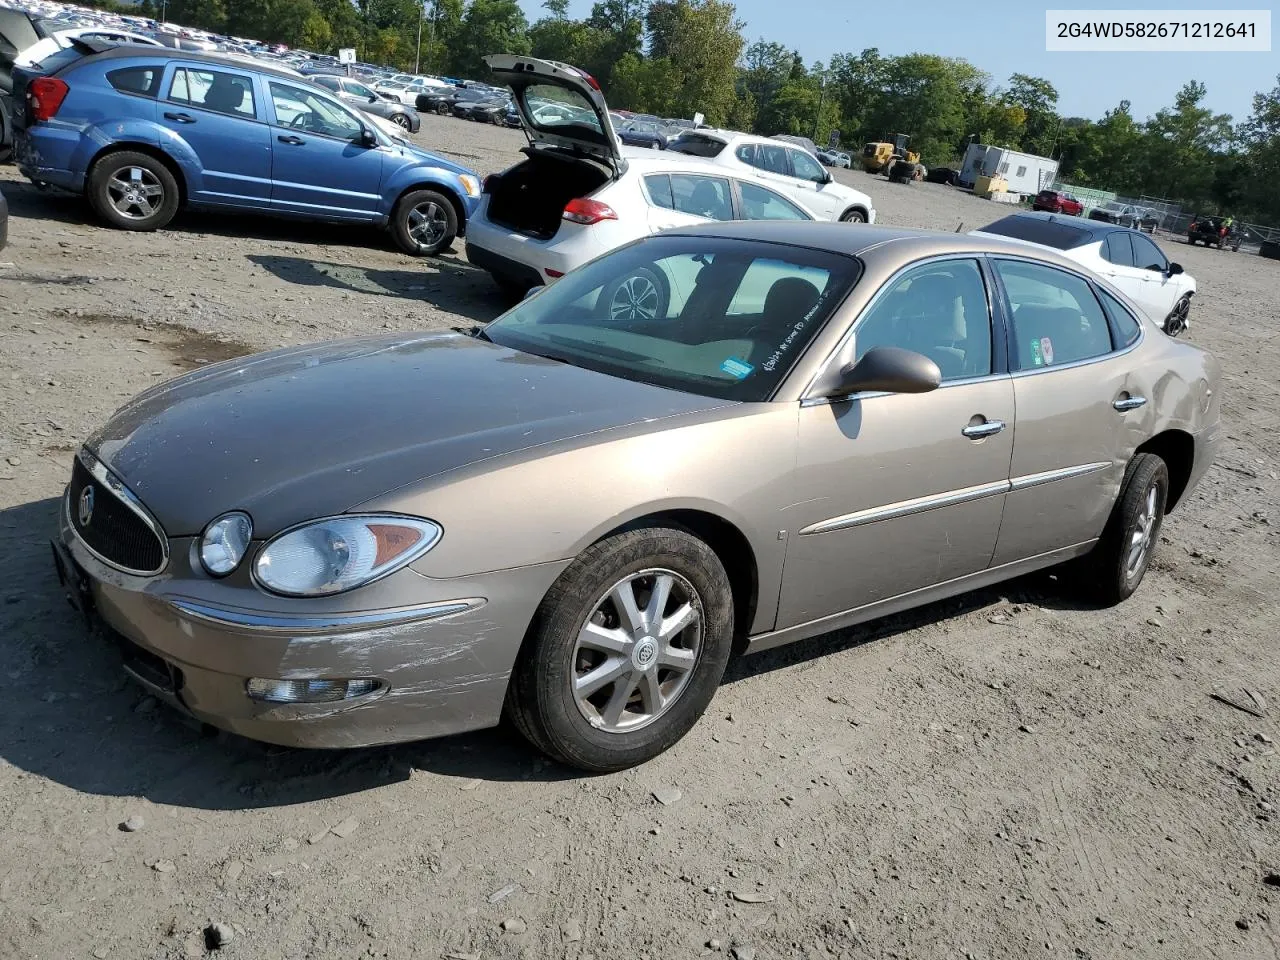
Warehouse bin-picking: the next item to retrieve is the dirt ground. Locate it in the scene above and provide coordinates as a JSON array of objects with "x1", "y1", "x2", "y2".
[{"x1": 1, "y1": 116, "x2": 1279, "y2": 960}]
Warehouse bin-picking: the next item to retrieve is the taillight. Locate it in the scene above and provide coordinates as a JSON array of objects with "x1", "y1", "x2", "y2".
[
  {"x1": 562, "y1": 198, "x2": 616, "y2": 225},
  {"x1": 482, "y1": 174, "x2": 499, "y2": 194},
  {"x1": 29, "y1": 77, "x2": 70, "y2": 122}
]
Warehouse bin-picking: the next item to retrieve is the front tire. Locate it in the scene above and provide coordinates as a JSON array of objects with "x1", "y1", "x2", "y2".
[
  {"x1": 390, "y1": 113, "x2": 412, "y2": 130},
  {"x1": 390, "y1": 188, "x2": 457, "y2": 256},
  {"x1": 1164, "y1": 295, "x2": 1191, "y2": 336},
  {"x1": 86, "y1": 151, "x2": 179, "y2": 231},
  {"x1": 1083, "y1": 453, "x2": 1169, "y2": 605},
  {"x1": 506, "y1": 527, "x2": 735, "y2": 771},
  {"x1": 840, "y1": 208, "x2": 867, "y2": 223}
]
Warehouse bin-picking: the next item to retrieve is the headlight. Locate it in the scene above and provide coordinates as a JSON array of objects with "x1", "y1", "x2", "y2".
[
  {"x1": 201, "y1": 512, "x2": 253, "y2": 576},
  {"x1": 458, "y1": 174, "x2": 481, "y2": 198},
  {"x1": 254, "y1": 515, "x2": 441, "y2": 597}
]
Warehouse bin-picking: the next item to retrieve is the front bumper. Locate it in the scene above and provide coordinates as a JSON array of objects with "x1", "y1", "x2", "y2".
[{"x1": 56, "y1": 498, "x2": 568, "y2": 748}]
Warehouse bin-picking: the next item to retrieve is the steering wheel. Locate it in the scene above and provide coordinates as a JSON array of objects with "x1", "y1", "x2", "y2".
[{"x1": 289, "y1": 112, "x2": 313, "y2": 130}]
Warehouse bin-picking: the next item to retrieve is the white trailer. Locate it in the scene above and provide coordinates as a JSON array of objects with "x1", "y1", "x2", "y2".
[{"x1": 959, "y1": 144, "x2": 1059, "y2": 196}]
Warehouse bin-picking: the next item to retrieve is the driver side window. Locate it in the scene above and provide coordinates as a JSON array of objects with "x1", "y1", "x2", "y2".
[
  {"x1": 852, "y1": 259, "x2": 993, "y2": 381},
  {"x1": 269, "y1": 82, "x2": 363, "y2": 141},
  {"x1": 789, "y1": 149, "x2": 825, "y2": 184}
]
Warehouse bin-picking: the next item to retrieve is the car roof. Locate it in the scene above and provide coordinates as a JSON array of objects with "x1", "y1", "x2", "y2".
[
  {"x1": 64, "y1": 43, "x2": 311, "y2": 83},
  {"x1": 660, "y1": 219, "x2": 1101, "y2": 271},
  {"x1": 977, "y1": 211, "x2": 1150, "y2": 246}
]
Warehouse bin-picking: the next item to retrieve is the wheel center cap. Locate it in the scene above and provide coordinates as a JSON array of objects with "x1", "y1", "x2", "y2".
[{"x1": 633, "y1": 637, "x2": 657, "y2": 671}]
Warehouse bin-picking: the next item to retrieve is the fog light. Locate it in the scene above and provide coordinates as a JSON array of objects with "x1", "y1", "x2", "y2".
[{"x1": 246, "y1": 678, "x2": 381, "y2": 704}]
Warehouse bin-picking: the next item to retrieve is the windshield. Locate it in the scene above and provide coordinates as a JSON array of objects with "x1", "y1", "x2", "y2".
[
  {"x1": 975, "y1": 215, "x2": 1091, "y2": 250},
  {"x1": 483, "y1": 236, "x2": 860, "y2": 401}
]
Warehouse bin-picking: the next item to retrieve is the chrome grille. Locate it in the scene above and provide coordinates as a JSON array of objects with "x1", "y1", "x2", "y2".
[{"x1": 68, "y1": 452, "x2": 167, "y2": 575}]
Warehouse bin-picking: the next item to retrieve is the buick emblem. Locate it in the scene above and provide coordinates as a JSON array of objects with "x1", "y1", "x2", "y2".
[{"x1": 78, "y1": 486, "x2": 95, "y2": 527}]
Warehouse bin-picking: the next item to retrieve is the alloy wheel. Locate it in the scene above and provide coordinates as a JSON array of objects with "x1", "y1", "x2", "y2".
[
  {"x1": 106, "y1": 167, "x2": 164, "y2": 221},
  {"x1": 608, "y1": 273, "x2": 661, "y2": 320},
  {"x1": 406, "y1": 201, "x2": 448, "y2": 249},
  {"x1": 570, "y1": 569, "x2": 702, "y2": 733},
  {"x1": 391, "y1": 114, "x2": 411, "y2": 129},
  {"x1": 1125, "y1": 484, "x2": 1160, "y2": 579}
]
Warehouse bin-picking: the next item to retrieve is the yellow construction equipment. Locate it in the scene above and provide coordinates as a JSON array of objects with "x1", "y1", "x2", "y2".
[{"x1": 861, "y1": 133, "x2": 920, "y2": 174}]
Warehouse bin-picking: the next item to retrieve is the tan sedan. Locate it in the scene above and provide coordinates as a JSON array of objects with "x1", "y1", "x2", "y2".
[{"x1": 53, "y1": 222, "x2": 1221, "y2": 771}]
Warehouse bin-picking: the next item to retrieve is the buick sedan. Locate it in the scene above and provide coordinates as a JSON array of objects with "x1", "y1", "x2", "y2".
[{"x1": 53, "y1": 222, "x2": 1221, "y2": 771}]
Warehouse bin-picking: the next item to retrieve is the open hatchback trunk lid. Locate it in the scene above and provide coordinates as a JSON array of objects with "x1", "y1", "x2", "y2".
[{"x1": 484, "y1": 54, "x2": 622, "y2": 171}]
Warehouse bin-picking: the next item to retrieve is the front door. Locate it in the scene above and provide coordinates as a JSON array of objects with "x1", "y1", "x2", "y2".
[
  {"x1": 987, "y1": 257, "x2": 1143, "y2": 566},
  {"x1": 777, "y1": 257, "x2": 1014, "y2": 628},
  {"x1": 783, "y1": 147, "x2": 841, "y2": 219},
  {"x1": 159, "y1": 65, "x2": 271, "y2": 205},
  {"x1": 265, "y1": 81, "x2": 385, "y2": 220},
  {"x1": 1128, "y1": 231, "x2": 1180, "y2": 319}
]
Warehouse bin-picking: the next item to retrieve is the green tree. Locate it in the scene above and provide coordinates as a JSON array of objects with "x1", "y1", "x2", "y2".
[
  {"x1": 609, "y1": 53, "x2": 677, "y2": 115},
  {"x1": 827, "y1": 48, "x2": 886, "y2": 145},
  {"x1": 449, "y1": 0, "x2": 529, "y2": 79},
  {"x1": 584, "y1": 0, "x2": 646, "y2": 86},
  {"x1": 1005, "y1": 73, "x2": 1058, "y2": 154},
  {"x1": 1241, "y1": 74, "x2": 1280, "y2": 220},
  {"x1": 1140, "y1": 80, "x2": 1233, "y2": 205},
  {"x1": 165, "y1": 0, "x2": 226, "y2": 32},
  {"x1": 644, "y1": 0, "x2": 743, "y2": 124},
  {"x1": 543, "y1": 0, "x2": 570, "y2": 16}
]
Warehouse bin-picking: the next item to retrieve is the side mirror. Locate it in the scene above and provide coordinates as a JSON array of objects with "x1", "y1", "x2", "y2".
[
  {"x1": 1167, "y1": 262, "x2": 1184, "y2": 275},
  {"x1": 368, "y1": 94, "x2": 378, "y2": 102},
  {"x1": 814, "y1": 346, "x2": 942, "y2": 398},
  {"x1": 522, "y1": 285, "x2": 543, "y2": 300},
  {"x1": 359, "y1": 127, "x2": 377, "y2": 146},
  {"x1": 822, "y1": 170, "x2": 833, "y2": 184}
]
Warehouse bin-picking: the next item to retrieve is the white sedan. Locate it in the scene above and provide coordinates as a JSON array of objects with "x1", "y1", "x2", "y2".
[
  {"x1": 15, "y1": 27, "x2": 161, "y2": 67},
  {"x1": 971, "y1": 212, "x2": 1197, "y2": 336}
]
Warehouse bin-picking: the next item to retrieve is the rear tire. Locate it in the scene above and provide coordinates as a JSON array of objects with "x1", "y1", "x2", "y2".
[
  {"x1": 1081, "y1": 453, "x2": 1169, "y2": 606},
  {"x1": 599, "y1": 266, "x2": 669, "y2": 321},
  {"x1": 505, "y1": 527, "x2": 735, "y2": 772},
  {"x1": 390, "y1": 188, "x2": 457, "y2": 256},
  {"x1": 87, "y1": 151, "x2": 180, "y2": 231}
]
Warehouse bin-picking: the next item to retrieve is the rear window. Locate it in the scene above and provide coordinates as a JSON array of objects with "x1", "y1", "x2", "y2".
[
  {"x1": 977, "y1": 215, "x2": 1091, "y2": 250},
  {"x1": 29, "y1": 46, "x2": 88, "y2": 72},
  {"x1": 524, "y1": 84, "x2": 601, "y2": 135},
  {"x1": 107, "y1": 66, "x2": 163, "y2": 97},
  {"x1": 667, "y1": 132, "x2": 727, "y2": 158}
]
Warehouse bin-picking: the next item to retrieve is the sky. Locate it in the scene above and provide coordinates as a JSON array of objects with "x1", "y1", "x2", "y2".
[{"x1": 515, "y1": 0, "x2": 1278, "y2": 123}]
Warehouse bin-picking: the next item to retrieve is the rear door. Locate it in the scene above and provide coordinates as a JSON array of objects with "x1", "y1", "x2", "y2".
[
  {"x1": 484, "y1": 54, "x2": 621, "y2": 173},
  {"x1": 264, "y1": 79, "x2": 384, "y2": 219},
  {"x1": 159, "y1": 63, "x2": 271, "y2": 204},
  {"x1": 1096, "y1": 231, "x2": 1152, "y2": 311},
  {"x1": 642, "y1": 172, "x2": 733, "y2": 231},
  {"x1": 988, "y1": 257, "x2": 1139, "y2": 564}
]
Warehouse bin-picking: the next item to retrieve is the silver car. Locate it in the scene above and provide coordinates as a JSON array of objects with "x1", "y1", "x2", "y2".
[{"x1": 53, "y1": 222, "x2": 1221, "y2": 771}]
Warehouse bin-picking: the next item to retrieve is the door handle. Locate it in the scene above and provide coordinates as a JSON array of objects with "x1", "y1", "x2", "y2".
[
  {"x1": 277, "y1": 135, "x2": 305, "y2": 145},
  {"x1": 163, "y1": 111, "x2": 195, "y2": 123},
  {"x1": 961, "y1": 419, "x2": 1006, "y2": 440},
  {"x1": 1113, "y1": 395, "x2": 1147, "y2": 412}
]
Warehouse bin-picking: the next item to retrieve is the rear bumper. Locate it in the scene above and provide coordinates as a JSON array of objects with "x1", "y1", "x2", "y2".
[{"x1": 465, "y1": 208, "x2": 609, "y2": 286}]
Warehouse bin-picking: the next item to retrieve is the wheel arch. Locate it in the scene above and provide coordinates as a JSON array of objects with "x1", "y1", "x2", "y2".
[
  {"x1": 598, "y1": 509, "x2": 760, "y2": 649},
  {"x1": 85, "y1": 142, "x2": 188, "y2": 207},
  {"x1": 1134, "y1": 429, "x2": 1195, "y2": 512},
  {"x1": 390, "y1": 179, "x2": 467, "y2": 231},
  {"x1": 840, "y1": 203, "x2": 870, "y2": 222}
]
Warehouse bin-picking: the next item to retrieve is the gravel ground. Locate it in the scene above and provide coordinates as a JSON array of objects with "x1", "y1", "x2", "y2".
[{"x1": 1, "y1": 115, "x2": 1279, "y2": 960}]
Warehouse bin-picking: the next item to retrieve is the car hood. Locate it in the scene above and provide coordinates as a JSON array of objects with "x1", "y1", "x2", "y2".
[{"x1": 88, "y1": 333, "x2": 729, "y2": 537}]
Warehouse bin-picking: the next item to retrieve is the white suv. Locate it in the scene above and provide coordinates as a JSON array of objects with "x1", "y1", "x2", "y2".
[
  {"x1": 666, "y1": 130, "x2": 876, "y2": 223},
  {"x1": 466, "y1": 55, "x2": 825, "y2": 310}
]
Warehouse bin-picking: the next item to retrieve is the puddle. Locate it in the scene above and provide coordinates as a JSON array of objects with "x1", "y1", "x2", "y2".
[{"x1": 56, "y1": 310, "x2": 256, "y2": 370}]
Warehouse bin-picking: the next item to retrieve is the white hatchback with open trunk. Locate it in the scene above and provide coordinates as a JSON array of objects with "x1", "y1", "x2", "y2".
[{"x1": 465, "y1": 55, "x2": 829, "y2": 313}]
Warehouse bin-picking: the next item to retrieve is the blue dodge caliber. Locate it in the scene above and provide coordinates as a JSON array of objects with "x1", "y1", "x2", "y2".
[{"x1": 13, "y1": 43, "x2": 481, "y2": 255}]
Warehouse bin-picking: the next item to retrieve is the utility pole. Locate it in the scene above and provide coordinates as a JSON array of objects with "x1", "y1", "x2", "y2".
[
  {"x1": 812, "y1": 74, "x2": 826, "y2": 141},
  {"x1": 414, "y1": 0, "x2": 423, "y2": 74}
]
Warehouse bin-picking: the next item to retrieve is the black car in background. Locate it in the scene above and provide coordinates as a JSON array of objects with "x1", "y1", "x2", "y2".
[
  {"x1": 618, "y1": 120, "x2": 667, "y2": 150},
  {"x1": 416, "y1": 87, "x2": 461, "y2": 114},
  {"x1": 453, "y1": 94, "x2": 507, "y2": 122}
]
